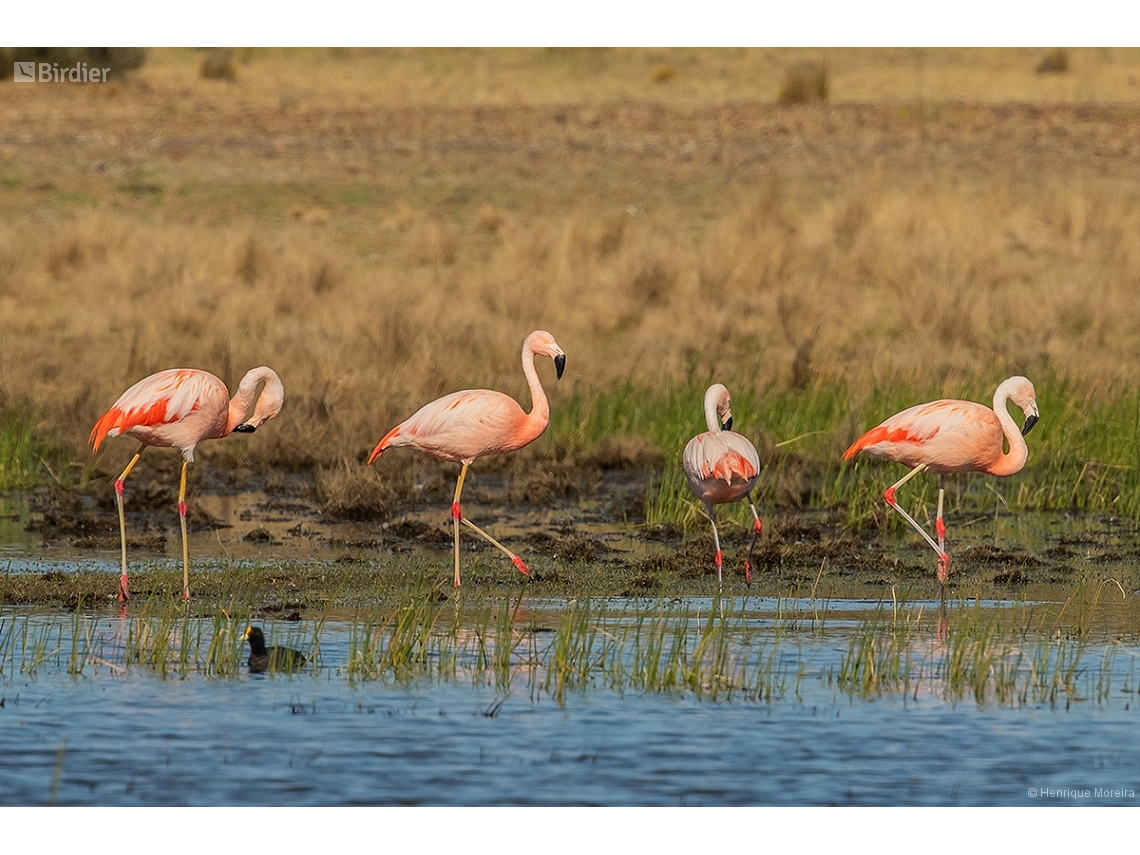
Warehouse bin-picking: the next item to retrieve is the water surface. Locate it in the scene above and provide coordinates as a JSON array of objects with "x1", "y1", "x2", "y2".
[{"x1": 2, "y1": 597, "x2": 1138, "y2": 807}]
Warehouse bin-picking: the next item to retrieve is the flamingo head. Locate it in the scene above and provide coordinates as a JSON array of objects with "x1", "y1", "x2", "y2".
[
  {"x1": 1000, "y1": 376, "x2": 1039, "y2": 436},
  {"x1": 704, "y1": 383, "x2": 733, "y2": 432},
  {"x1": 233, "y1": 367, "x2": 285, "y2": 433},
  {"x1": 525, "y1": 330, "x2": 566, "y2": 379}
]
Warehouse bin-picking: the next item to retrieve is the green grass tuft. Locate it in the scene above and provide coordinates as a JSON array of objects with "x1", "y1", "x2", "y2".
[{"x1": 0, "y1": 396, "x2": 70, "y2": 490}]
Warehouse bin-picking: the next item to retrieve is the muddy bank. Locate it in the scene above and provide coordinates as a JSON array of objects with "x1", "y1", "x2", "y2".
[{"x1": 3, "y1": 473, "x2": 1139, "y2": 610}]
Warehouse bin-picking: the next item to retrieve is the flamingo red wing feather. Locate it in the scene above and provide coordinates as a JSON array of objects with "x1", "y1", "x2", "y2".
[
  {"x1": 90, "y1": 369, "x2": 224, "y2": 451},
  {"x1": 706, "y1": 447, "x2": 759, "y2": 483}
]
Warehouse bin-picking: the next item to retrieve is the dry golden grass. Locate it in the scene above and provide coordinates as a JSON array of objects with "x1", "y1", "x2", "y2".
[
  {"x1": 25, "y1": 47, "x2": 1138, "y2": 108},
  {"x1": 7, "y1": 172, "x2": 1140, "y2": 475},
  {"x1": 3, "y1": 48, "x2": 1140, "y2": 488}
]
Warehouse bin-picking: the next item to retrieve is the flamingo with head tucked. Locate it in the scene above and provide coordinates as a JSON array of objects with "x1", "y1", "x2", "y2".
[
  {"x1": 90, "y1": 366, "x2": 285, "y2": 601},
  {"x1": 843, "y1": 375, "x2": 1039, "y2": 595},
  {"x1": 368, "y1": 330, "x2": 566, "y2": 588},
  {"x1": 683, "y1": 383, "x2": 763, "y2": 585}
]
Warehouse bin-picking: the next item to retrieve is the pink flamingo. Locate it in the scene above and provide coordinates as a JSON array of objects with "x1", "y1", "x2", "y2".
[
  {"x1": 90, "y1": 366, "x2": 285, "y2": 601},
  {"x1": 842, "y1": 376, "x2": 1039, "y2": 594},
  {"x1": 368, "y1": 330, "x2": 566, "y2": 588},
  {"x1": 683, "y1": 383, "x2": 763, "y2": 585}
]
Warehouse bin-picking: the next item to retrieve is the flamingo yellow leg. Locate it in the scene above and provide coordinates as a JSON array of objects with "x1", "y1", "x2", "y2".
[
  {"x1": 179, "y1": 459, "x2": 190, "y2": 600},
  {"x1": 114, "y1": 447, "x2": 144, "y2": 602},
  {"x1": 450, "y1": 463, "x2": 529, "y2": 585}
]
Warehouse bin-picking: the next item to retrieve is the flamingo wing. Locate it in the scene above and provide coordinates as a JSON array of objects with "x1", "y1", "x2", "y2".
[
  {"x1": 90, "y1": 369, "x2": 228, "y2": 451},
  {"x1": 373, "y1": 389, "x2": 528, "y2": 463},
  {"x1": 684, "y1": 431, "x2": 761, "y2": 504},
  {"x1": 844, "y1": 399, "x2": 1002, "y2": 471}
]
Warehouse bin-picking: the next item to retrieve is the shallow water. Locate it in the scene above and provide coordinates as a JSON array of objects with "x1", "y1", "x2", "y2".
[{"x1": 2, "y1": 597, "x2": 1138, "y2": 807}]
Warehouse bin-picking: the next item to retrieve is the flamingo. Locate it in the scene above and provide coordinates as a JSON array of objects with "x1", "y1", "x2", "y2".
[
  {"x1": 683, "y1": 383, "x2": 763, "y2": 585},
  {"x1": 368, "y1": 330, "x2": 566, "y2": 588},
  {"x1": 90, "y1": 366, "x2": 285, "y2": 601},
  {"x1": 842, "y1": 375, "x2": 1039, "y2": 594}
]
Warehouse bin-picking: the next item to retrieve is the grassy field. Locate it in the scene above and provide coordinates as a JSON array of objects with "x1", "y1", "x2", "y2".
[{"x1": 4, "y1": 48, "x2": 1140, "y2": 528}]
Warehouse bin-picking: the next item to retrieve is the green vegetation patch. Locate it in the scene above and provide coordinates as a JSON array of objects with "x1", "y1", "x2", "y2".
[{"x1": 0, "y1": 397, "x2": 70, "y2": 490}]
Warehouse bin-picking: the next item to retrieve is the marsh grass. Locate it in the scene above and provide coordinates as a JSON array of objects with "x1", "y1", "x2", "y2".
[
  {"x1": 540, "y1": 596, "x2": 802, "y2": 703},
  {"x1": 344, "y1": 579, "x2": 452, "y2": 681},
  {"x1": 0, "y1": 582, "x2": 1135, "y2": 707},
  {"x1": 836, "y1": 594, "x2": 1126, "y2": 707},
  {"x1": 0, "y1": 614, "x2": 60, "y2": 675}
]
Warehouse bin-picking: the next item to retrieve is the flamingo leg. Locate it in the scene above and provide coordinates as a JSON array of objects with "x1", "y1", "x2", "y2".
[
  {"x1": 114, "y1": 447, "x2": 144, "y2": 602},
  {"x1": 882, "y1": 463, "x2": 950, "y2": 572},
  {"x1": 935, "y1": 476, "x2": 946, "y2": 552},
  {"x1": 450, "y1": 463, "x2": 529, "y2": 583},
  {"x1": 705, "y1": 505, "x2": 723, "y2": 584},
  {"x1": 935, "y1": 475, "x2": 950, "y2": 594},
  {"x1": 178, "y1": 459, "x2": 190, "y2": 600},
  {"x1": 459, "y1": 517, "x2": 530, "y2": 578},
  {"x1": 451, "y1": 463, "x2": 470, "y2": 588},
  {"x1": 742, "y1": 494, "x2": 762, "y2": 587}
]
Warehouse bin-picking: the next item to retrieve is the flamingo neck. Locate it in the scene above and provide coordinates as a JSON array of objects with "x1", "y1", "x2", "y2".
[
  {"x1": 986, "y1": 384, "x2": 1029, "y2": 477},
  {"x1": 703, "y1": 389, "x2": 723, "y2": 433},
  {"x1": 224, "y1": 367, "x2": 282, "y2": 434},
  {"x1": 518, "y1": 342, "x2": 551, "y2": 446}
]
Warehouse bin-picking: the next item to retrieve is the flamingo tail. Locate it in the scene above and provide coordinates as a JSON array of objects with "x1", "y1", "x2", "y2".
[
  {"x1": 367, "y1": 425, "x2": 402, "y2": 465},
  {"x1": 90, "y1": 408, "x2": 124, "y2": 452},
  {"x1": 843, "y1": 425, "x2": 908, "y2": 461}
]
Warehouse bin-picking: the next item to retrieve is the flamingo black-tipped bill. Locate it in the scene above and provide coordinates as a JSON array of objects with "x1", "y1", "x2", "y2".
[
  {"x1": 233, "y1": 424, "x2": 257, "y2": 433},
  {"x1": 1021, "y1": 414, "x2": 1039, "y2": 436},
  {"x1": 554, "y1": 354, "x2": 566, "y2": 379},
  {"x1": 723, "y1": 416, "x2": 733, "y2": 432}
]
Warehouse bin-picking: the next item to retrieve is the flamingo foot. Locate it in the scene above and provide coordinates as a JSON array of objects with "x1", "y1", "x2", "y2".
[
  {"x1": 511, "y1": 555, "x2": 531, "y2": 578},
  {"x1": 936, "y1": 552, "x2": 951, "y2": 586},
  {"x1": 182, "y1": 590, "x2": 190, "y2": 601},
  {"x1": 743, "y1": 559, "x2": 753, "y2": 586},
  {"x1": 118, "y1": 575, "x2": 130, "y2": 602}
]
